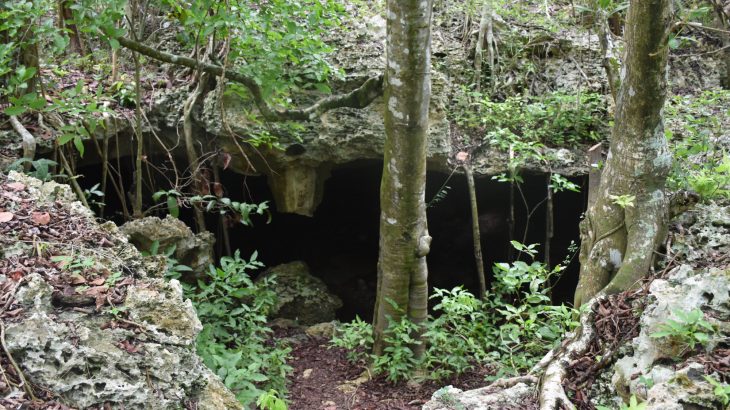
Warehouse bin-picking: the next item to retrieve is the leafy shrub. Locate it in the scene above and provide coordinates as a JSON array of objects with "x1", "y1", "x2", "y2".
[
  {"x1": 331, "y1": 316, "x2": 374, "y2": 363},
  {"x1": 704, "y1": 376, "x2": 730, "y2": 406},
  {"x1": 665, "y1": 90, "x2": 730, "y2": 202},
  {"x1": 331, "y1": 242, "x2": 579, "y2": 383},
  {"x1": 175, "y1": 250, "x2": 291, "y2": 407},
  {"x1": 650, "y1": 308, "x2": 716, "y2": 351},
  {"x1": 371, "y1": 307, "x2": 422, "y2": 383},
  {"x1": 450, "y1": 87, "x2": 607, "y2": 147},
  {"x1": 422, "y1": 287, "x2": 491, "y2": 380}
]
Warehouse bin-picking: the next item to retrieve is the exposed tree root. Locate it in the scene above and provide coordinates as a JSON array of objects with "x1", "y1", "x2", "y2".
[
  {"x1": 486, "y1": 375, "x2": 539, "y2": 390},
  {"x1": 537, "y1": 296, "x2": 601, "y2": 410},
  {"x1": 9, "y1": 116, "x2": 36, "y2": 166}
]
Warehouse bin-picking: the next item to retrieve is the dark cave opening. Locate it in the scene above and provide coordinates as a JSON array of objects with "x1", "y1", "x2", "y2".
[
  {"x1": 222, "y1": 160, "x2": 587, "y2": 321},
  {"x1": 77, "y1": 157, "x2": 587, "y2": 322}
]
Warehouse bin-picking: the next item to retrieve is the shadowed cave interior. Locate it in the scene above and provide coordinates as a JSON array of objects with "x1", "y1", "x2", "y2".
[
  {"x1": 223, "y1": 160, "x2": 587, "y2": 321},
  {"x1": 79, "y1": 158, "x2": 587, "y2": 322}
]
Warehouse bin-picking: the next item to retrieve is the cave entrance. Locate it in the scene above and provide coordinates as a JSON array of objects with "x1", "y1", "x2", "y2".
[
  {"x1": 228, "y1": 160, "x2": 587, "y2": 322},
  {"x1": 74, "y1": 155, "x2": 587, "y2": 322}
]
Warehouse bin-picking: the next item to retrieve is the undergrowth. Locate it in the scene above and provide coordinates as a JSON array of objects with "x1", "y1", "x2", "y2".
[
  {"x1": 665, "y1": 90, "x2": 730, "y2": 202},
  {"x1": 450, "y1": 87, "x2": 608, "y2": 147},
  {"x1": 331, "y1": 241, "x2": 580, "y2": 383},
  {"x1": 161, "y1": 248, "x2": 291, "y2": 408}
]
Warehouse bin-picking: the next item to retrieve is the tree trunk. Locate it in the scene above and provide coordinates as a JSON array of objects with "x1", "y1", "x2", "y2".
[
  {"x1": 574, "y1": 0, "x2": 672, "y2": 307},
  {"x1": 474, "y1": 1, "x2": 494, "y2": 92},
  {"x1": 464, "y1": 164, "x2": 487, "y2": 299},
  {"x1": 372, "y1": 0, "x2": 433, "y2": 357},
  {"x1": 58, "y1": 0, "x2": 85, "y2": 54}
]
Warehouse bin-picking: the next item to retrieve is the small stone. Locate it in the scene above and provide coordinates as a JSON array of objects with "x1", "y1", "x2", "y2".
[
  {"x1": 302, "y1": 369, "x2": 313, "y2": 379},
  {"x1": 306, "y1": 321, "x2": 337, "y2": 338}
]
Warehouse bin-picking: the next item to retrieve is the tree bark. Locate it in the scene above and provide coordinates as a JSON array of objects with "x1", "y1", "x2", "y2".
[
  {"x1": 574, "y1": 0, "x2": 672, "y2": 307},
  {"x1": 474, "y1": 1, "x2": 494, "y2": 92},
  {"x1": 464, "y1": 164, "x2": 487, "y2": 299},
  {"x1": 372, "y1": 0, "x2": 433, "y2": 358},
  {"x1": 58, "y1": 0, "x2": 85, "y2": 54}
]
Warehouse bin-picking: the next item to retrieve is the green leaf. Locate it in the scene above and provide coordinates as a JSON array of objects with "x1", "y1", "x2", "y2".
[
  {"x1": 58, "y1": 133, "x2": 76, "y2": 145},
  {"x1": 73, "y1": 135, "x2": 85, "y2": 157},
  {"x1": 167, "y1": 196, "x2": 179, "y2": 218},
  {"x1": 4, "y1": 105, "x2": 26, "y2": 116},
  {"x1": 152, "y1": 191, "x2": 165, "y2": 202}
]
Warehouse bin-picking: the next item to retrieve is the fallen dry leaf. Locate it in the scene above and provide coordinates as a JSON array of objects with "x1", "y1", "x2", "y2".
[
  {"x1": 9, "y1": 270, "x2": 24, "y2": 281},
  {"x1": 31, "y1": 212, "x2": 51, "y2": 225},
  {"x1": 0, "y1": 212, "x2": 13, "y2": 223},
  {"x1": 5, "y1": 182, "x2": 26, "y2": 191},
  {"x1": 69, "y1": 273, "x2": 87, "y2": 285},
  {"x1": 89, "y1": 278, "x2": 106, "y2": 286},
  {"x1": 117, "y1": 340, "x2": 141, "y2": 354}
]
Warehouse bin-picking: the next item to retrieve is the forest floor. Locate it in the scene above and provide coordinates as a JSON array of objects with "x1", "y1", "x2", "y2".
[{"x1": 282, "y1": 327, "x2": 538, "y2": 410}]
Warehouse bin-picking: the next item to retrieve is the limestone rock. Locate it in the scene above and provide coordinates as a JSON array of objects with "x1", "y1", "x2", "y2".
[
  {"x1": 124, "y1": 279, "x2": 203, "y2": 344},
  {"x1": 1, "y1": 173, "x2": 242, "y2": 409},
  {"x1": 609, "y1": 200, "x2": 730, "y2": 408},
  {"x1": 423, "y1": 383, "x2": 534, "y2": 410},
  {"x1": 120, "y1": 215, "x2": 215, "y2": 276},
  {"x1": 305, "y1": 321, "x2": 338, "y2": 338},
  {"x1": 259, "y1": 261, "x2": 342, "y2": 325},
  {"x1": 644, "y1": 364, "x2": 719, "y2": 409},
  {"x1": 4, "y1": 272, "x2": 241, "y2": 410}
]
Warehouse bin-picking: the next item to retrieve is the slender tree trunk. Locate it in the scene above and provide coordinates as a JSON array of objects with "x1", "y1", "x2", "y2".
[
  {"x1": 132, "y1": 48, "x2": 144, "y2": 219},
  {"x1": 58, "y1": 0, "x2": 85, "y2": 54},
  {"x1": 574, "y1": 0, "x2": 672, "y2": 307},
  {"x1": 464, "y1": 164, "x2": 487, "y2": 299},
  {"x1": 474, "y1": 1, "x2": 494, "y2": 92},
  {"x1": 182, "y1": 76, "x2": 208, "y2": 232},
  {"x1": 544, "y1": 174, "x2": 553, "y2": 269},
  {"x1": 596, "y1": 8, "x2": 620, "y2": 102},
  {"x1": 712, "y1": 1, "x2": 730, "y2": 89},
  {"x1": 372, "y1": 0, "x2": 433, "y2": 358}
]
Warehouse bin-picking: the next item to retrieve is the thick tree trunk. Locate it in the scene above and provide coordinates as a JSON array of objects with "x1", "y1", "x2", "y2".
[
  {"x1": 372, "y1": 0, "x2": 433, "y2": 357},
  {"x1": 574, "y1": 0, "x2": 672, "y2": 307}
]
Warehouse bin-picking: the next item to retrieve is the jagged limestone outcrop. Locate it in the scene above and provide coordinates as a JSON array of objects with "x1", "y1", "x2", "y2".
[
  {"x1": 132, "y1": 1, "x2": 729, "y2": 217},
  {"x1": 0, "y1": 171, "x2": 241, "y2": 409}
]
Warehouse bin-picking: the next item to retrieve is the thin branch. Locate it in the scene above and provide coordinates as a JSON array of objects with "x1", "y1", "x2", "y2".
[{"x1": 113, "y1": 34, "x2": 384, "y2": 122}]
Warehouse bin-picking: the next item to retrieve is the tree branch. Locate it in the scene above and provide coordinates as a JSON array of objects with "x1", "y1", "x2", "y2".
[{"x1": 114, "y1": 35, "x2": 384, "y2": 122}]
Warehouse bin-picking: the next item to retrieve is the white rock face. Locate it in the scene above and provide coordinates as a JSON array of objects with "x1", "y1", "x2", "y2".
[
  {"x1": 424, "y1": 383, "x2": 534, "y2": 410},
  {"x1": 610, "y1": 201, "x2": 730, "y2": 409}
]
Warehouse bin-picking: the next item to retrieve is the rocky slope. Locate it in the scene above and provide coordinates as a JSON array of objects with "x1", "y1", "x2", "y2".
[{"x1": 0, "y1": 171, "x2": 241, "y2": 409}]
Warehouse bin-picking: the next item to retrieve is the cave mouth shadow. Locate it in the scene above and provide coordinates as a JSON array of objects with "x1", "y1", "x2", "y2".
[
  {"x1": 228, "y1": 159, "x2": 587, "y2": 322},
  {"x1": 76, "y1": 157, "x2": 587, "y2": 322}
]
